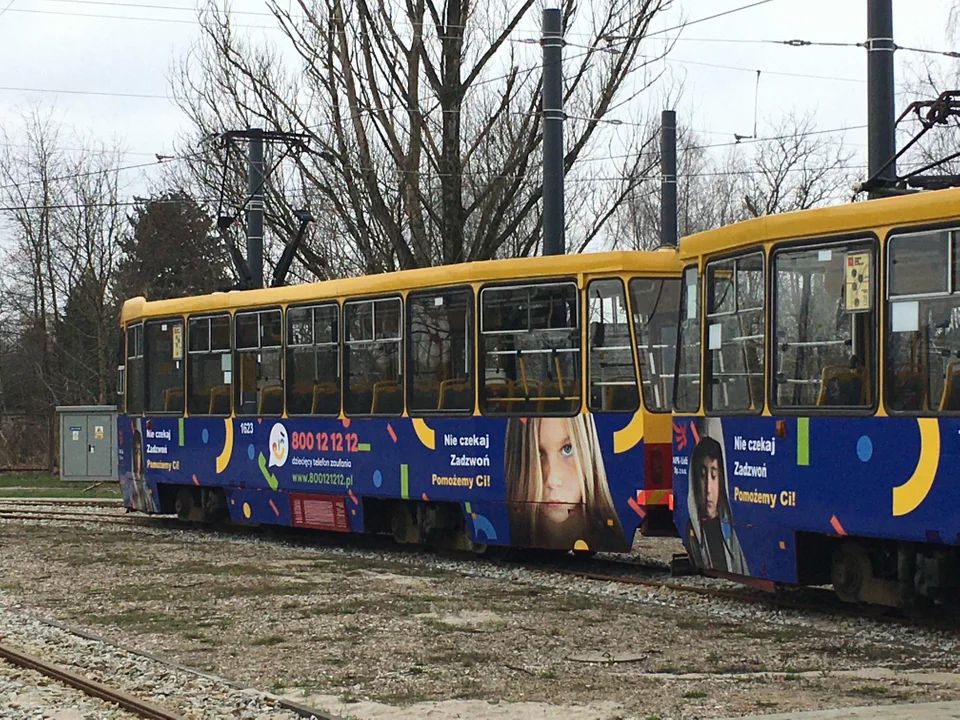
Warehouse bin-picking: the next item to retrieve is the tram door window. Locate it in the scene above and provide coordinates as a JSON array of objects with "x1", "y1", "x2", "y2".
[
  {"x1": 286, "y1": 304, "x2": 340, "y2": 416},
  {"x1": 674, "y1": 266, "x2": 700, "y2": 412},
  {"x1": 773, "y1": 242, "x2": 875, "y2": 409},
  {"x1": 187, "y1": 315, "x2": 232, "y2": 416},
  {"x1": 586, "y1": 279, "x2": 639, "y2": 413},
  {"x1": 235, "y1": 309, "x2": 283, "y2": 416},
  {"x1": 144, "y1": 319, "x2": 185, "y2": 414},
  {"x1": 480, "y1": 281, "x2": 580, "y2": 415},
  {"x1": 887, "y1": 228, "x2": 960, "y2": 413},
  {"x1": 343, "y1": 297, "x2": 403, "y2": 416},
  {"x1": 630, "y1": 277, "x2": 680, "y2": 412},
  {"x1": 126, "y1": 323, "x2": 144, "y2": 414},
  {"x1": 407, "y1": 288, "x2": 473, "y2": 414},
  {"x1": 705, "y1": 252, "x2": 765, "y2": 412}
]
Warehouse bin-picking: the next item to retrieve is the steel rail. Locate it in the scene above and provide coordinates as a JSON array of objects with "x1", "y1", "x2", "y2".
[{"x1": 0, "y1": 641, "x2": 184, "y2": 719}]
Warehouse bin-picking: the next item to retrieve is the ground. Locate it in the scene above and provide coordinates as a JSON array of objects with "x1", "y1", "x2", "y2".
[{"x1": 0, "y1": 517, "x2": 958, "y2": 719}]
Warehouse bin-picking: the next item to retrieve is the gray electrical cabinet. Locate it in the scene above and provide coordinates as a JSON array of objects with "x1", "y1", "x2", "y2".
[{"x1": 57, "y1": 406, "x2": 118, "y2": 482}]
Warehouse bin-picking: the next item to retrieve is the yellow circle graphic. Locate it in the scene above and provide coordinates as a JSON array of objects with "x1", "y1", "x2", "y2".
[
  {"x1": 573, "y1": 539, "x2": 590, "y2": 551},
  {"x1": 242, "y1": 502, "x2": 251, "y2": 519}
]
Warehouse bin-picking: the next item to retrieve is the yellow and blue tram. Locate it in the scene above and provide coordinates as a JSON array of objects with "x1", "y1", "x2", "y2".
[
  {"x1": 671, "y1": 186, "x2": 960, "y2": 605},
  {"x1": 118, "y1": 250, "x2": 681, "y2": 554}
]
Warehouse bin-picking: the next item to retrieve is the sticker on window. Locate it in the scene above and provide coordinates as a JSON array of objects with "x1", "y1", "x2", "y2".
[
  {"x1": 844, "y1": 252, "x2": 871, "y2": 312},
  {"x1": 708, "y1": 323, "x2": 722, "y2": 350},
  {"x1": 891, "y1": 301, "x2": 919, "y2": 333}
]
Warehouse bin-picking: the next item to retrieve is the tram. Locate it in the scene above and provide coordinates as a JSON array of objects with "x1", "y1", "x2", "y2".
[
  {"x1": 118, "y1": 250, "x2": 681, "y2": 554},
  {"x1": 671, "y1": 186, "x2": 960, "y2": 605}
]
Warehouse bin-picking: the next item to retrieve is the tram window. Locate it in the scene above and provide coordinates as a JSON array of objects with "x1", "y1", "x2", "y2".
[
  {"x1": 705, "y1": 252, "x2": 765, "y2": 413},
  {"x1": 126, "y1": 323, "x2": 144, "y2": 414},
  {"x1": 144, "y1": 319, "x2": 185, "y2": 414},
  {"x1": 630, "y1": 277, "x2": 680, "y2": 412},
  {"x1": 407, "y1": 288, "x2": 473, "y2": 414},
  {"x1": 480, "y1": 281, "x2": 580, "y2": 415},
  {"x1": 773, "y1": 242, "x2": 875, "y2": 409},
  {"x1": 286, "y1": 304, "x2": 340, "y2": 416},
  {"x1": 674, "y1": 266, "x2": 700, "y2": 412},
  {"x1": 235, "y1": 309, "x2": 283, "y2": 416},
  {"x1": 587, "y1": 279, "x2": 638, "y2": 413},
  {"x1": 188, "y1": 315, "x2": 232, "y2": 416},
  {"x1": 887, "y1": 229, "x2": 960, "y2": 413},
  {"x1": 344, "y1": 297, "x2": 402, "y2": 415}
]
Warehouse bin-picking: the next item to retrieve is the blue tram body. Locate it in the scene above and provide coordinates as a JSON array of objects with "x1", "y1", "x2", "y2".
[
  {"x1": 119, "y1": 411, "x2": 651, "y2": 553},
  {"x1": 672, "y1": 415, "x2": 955, "y2": 587}
]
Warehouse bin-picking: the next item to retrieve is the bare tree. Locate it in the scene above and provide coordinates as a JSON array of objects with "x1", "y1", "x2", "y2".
[
  {"x1": 170, "y1": 0, "x2": 674, "y2": 276},
  {"x1": 615, "y1": 110, "x2": 855, "y2": 250}
]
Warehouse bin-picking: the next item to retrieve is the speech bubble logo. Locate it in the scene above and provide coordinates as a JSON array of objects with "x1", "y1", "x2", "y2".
[{"x1": 268, "y1": 423, "x2": 288, "y2": 468}]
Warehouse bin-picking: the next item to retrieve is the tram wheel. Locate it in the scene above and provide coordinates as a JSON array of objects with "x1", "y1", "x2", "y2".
[
  {"x1": 175, "y1": 488, "x2": 197, "y2": 521},
  {"x1": 831, "y1": 542, "x2": 872, "y2": 603}
]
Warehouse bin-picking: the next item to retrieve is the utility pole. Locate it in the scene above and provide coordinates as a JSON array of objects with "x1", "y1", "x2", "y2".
[
  {"x1": 210, "y1": 129, "x2": 311, "y2": 288},
  {"x1": 660, "y1": 110, "x2": 678, "y2": 248},
  {"x1": 541, "y1": 3, "x2": 565, "y2": 256},
  {"x1": 247, "y1": 128, "x2": 264, "y2": 288},
  {"x1": 867, "y1": 0, "x2": 896, "y2": 194}
]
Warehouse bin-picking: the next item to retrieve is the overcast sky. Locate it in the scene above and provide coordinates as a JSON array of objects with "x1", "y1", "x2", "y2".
[{"x1": 0, "y1": 0, "x2": 955, "y2": 197}]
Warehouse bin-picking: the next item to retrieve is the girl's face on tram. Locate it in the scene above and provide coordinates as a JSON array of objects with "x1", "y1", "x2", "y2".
[
  {"x1": 538, "y1": 418, "x2": 583, "y2": 524},
  {"x1": 698, "y1": 457, "x2": 720, "y2": 519}
]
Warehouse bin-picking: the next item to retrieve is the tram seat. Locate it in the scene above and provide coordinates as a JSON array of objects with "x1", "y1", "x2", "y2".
[
  {"x1": 603, "y1": 379, "x2": 639, "y2": 412},
  {"x1": 816, "y1": 365, "x2": 865, "y2": 406},
  {"x1": 163, "y1": 388, "x2": 184, "y2": 413},
  {"x1": 537, "y1": 380, "x2": 580, "y2": 413},
  {"x1": 208, "y1": 384, "x2": 231, "y2": 415},
  {"x1": 939, "y1": 360, "x2": 960, "y2": 411},
  {"x1": 371, "y1": 380, "x2": 403, "y2": 414},
  {"x1": 483, "y1": 378, "x2": 513, "y2": 412},
  {"x1": 894, "y1": 370, "x2": 927, "y2": 411},
  {"x1": 259, "y1": 384, "x2": 284, "y2": 415},
  {"x1": 437, "y1": 378, "x2": 471, "y2": 411},
  {"x1": 311, "y1": 382, "x2": 340, "y2": 415}
]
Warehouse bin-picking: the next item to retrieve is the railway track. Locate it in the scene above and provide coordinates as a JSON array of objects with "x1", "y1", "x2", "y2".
[
  {"x1": 2, "y1": 498, "x2": 955, "y2": 630},
  {"x1": 0, "y1": 640, "x2": 183, "y2": 719}
]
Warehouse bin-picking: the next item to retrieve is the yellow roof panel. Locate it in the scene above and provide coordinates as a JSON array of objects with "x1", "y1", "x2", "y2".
[
  {"x1": 121, "y1": 248, "x2": 682, "y2": 323},
  {"x1": 678, "y1": 187, "x2": 960, "y2": 261}
]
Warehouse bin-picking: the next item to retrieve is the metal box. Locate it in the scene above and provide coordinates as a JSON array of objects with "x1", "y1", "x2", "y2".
[{"x1": 57, "y1": 406, "x2": 118, "y2": 482}]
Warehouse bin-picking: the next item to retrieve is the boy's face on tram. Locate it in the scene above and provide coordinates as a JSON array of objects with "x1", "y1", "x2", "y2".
[
  {"x1": 697, "y1": 456, "x2": 720, "y2": 519},
  {"x1": 538, "y1": 418, "x2": 583, "y2": 523}
]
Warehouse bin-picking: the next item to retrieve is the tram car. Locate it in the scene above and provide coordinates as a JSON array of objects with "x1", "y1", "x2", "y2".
[
  {"x1": 671, "y1": 186, "x2": 960, "y2": 606},
  {"x1": 118, "y1": 250, "x2": 681, "y2": 556}
]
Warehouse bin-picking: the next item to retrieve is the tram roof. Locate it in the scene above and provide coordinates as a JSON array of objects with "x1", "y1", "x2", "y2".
[
  {"x1": 121, "y1": 248, "x2": 682, "y2": 323},
  {"x1": 678, "y1": 186, "x2": 960, "y2": 261}
]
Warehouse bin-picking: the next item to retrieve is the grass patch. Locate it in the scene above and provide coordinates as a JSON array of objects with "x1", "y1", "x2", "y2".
[
  {"x1": 851, "y1": 686, "x2": 892, "y2": 697},
  {"x1": 0, "y1": 474, "x2": 121, "y2": 497},
  {"x1": 250, "y1": 635, "x2": 287, "y2": 646},
  {"x1": 95, "y1": 609, "x2": 182, "y2": 632},
  {"x1": 682, "y1": 691, "x2": 707, "y2": 700},
  {"x1": 755, "y1": 700, "x2": 778, "y2": 708}
]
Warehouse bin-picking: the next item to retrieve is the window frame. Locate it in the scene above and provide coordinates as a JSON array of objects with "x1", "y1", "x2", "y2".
[
  {"x1": 405, "y1": 285, "x2": 476, "y2": 417},
  {"x1": 143, "y1": 316, "x2": 186, "y2": 416},
  {"x1": 125, "y1": 322, "x2": 144, "y2": 415},
  {"x1": 586, "y1": 277, "x2": 640, "y2": 414},
  {"x1": 769, "y1": 234, "x2": 880, "y2": 416},
  {"x1": 673, "y1": 264, "x2": 701, "y2": 413},
  {"x1": 629, "y1": 275, "x2": 681, "y2": 414},
  {"x1": 884, "y1": 221, "x2": 960, "y2": 417},
  {"x1": 187, "y1": 313, "x2": 233, "y2": 417},
  {"x1": 342, "y1": 294, "x2": 405, "y2": 417},
  {"x1": 703, "y1": 249, "x2": 767, "y2": 416},
  {"x1": 478, "y1": 278, "x2": 582, "y2": 417},
  {"x1": 233, "y1": 306, "x2": 284, "y2": 417},
  {"x1": 285, "y1": 301, "x2": 341, "y2": 417}
]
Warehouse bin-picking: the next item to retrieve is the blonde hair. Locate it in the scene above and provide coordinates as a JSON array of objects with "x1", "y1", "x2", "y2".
[{"x1": 505, "y1": 415, "x2": 623, "y2": 547}]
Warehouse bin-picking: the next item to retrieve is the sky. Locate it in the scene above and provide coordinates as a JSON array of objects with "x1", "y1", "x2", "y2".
[{"x1": 0, "y1": 0, "x2": 955, "y2": 199}]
